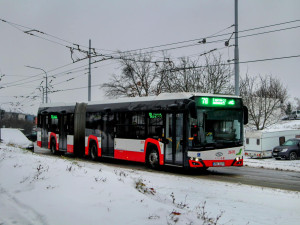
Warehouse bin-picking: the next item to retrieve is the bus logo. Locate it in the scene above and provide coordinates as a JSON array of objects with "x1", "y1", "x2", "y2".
[{"x1": 215, "y1": 152, "x2": 223, "y2": 157}]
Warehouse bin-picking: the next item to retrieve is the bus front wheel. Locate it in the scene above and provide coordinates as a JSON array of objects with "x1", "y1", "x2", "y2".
[{"x1": 147, "y1": 149, "x2": 160, "y2": 169}]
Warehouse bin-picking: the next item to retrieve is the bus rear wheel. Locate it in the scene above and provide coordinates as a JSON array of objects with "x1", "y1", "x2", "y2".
[
  {"x1": 147, "y1": 149, "x2": 160, "y2": 169},
  {"x1": 51, "y1": 140, "x2": 56, "y2": 155},
  {"x1": 90, "y1": 143, "x2": 98, "y2": 161}
]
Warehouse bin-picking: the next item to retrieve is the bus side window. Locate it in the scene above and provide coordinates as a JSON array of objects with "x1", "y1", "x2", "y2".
[
  {"x1": 116, "y1": 112, "x2": 146, "y2": 139},
  {"x1": 37, "y1": 115, "x2": 42, "y2": 127},
  {"x1": 116, "y1": 112, "x2": 126, "y2": 138},
  {"x1": 45, "y1": 116, "x2": 49, "y2": 128},
  {"x1": 50, "y1": 115, "x2": 58, "y2": 133},
  {"x1": 69, "y1": 114, "x2": 74, "y2": 135},
  {"x1": 147, "y1": 113, "x2": 163, "y2": 139},
  {"x1": 131, "y1": 113, "x2": 145, "y2": 139}
]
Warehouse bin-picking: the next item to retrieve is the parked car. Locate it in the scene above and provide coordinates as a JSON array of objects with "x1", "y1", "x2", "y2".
[
  {"x1": 289, "y1": 110, "x2": 300, "y2": 120},
  {"x1": 272, "y1": 138, "x2": 300, "y2": 160}
]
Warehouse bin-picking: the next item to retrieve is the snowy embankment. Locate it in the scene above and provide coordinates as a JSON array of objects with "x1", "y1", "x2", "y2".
[
  {"x1": 0, "y1": 128, "x2": 33, "y2": 149},
  {"x1": 1, "y1": 144, "x2": 300, "y2": 225},
  {"x1": 244, "y1": 157, "x2": 300, "y2": 172}
]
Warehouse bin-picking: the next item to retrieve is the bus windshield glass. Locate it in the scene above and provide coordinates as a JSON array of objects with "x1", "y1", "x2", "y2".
[{"x1": 189, "y1": 108, "x2": 243, "y2": 149}]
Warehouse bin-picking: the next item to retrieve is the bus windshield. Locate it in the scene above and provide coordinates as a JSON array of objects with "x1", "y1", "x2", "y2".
[{"x1": 189, "y1": 108, "x2": 243, "y2": 149}]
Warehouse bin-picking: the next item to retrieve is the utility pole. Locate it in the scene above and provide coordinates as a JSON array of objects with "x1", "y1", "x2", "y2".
[
  {"x1": 234, "y1": 0, "x2": 240, "y2": 96},
  {"x1": 42, "y1": 87, "x2": 45, "y2": 103},
  {"x1": 26, "y1": 66, "x2": 48, "y2": 103},
  {"x1": 88, "y1": 39, "x2": 91, "y2": 101}
]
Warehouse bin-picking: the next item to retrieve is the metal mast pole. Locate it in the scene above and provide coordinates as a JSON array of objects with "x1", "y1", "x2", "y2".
[
  {"x1": 25, "y1": 66, "x2": 48, "y2": 103},
  {"x1": 88, "y1": 39, "x2": 91, "y2": 101},
  {"x1": 42, "y1": 87, "x2": 45, "y2": 104},
  {"x1": 45, "y1": 70, "x2": 48, "y2": 103},
  {"x1": 234, "y1": 0, "x2": 240, "y2": 96}
]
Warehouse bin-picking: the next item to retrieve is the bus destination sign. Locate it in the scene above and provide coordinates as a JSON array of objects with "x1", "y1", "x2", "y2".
[{"x1": 197, "y1": 97, "x2": 240, "y2": 108}]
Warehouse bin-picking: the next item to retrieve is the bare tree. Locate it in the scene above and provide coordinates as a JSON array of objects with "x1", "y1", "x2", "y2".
[
  {"x1": 160, "y1": 53, "x2": 233, "y2": 94},
  {"x1": 102, "y1": 52, "x2": 234, "y2": 97},
  {"x1": 159, "y1": 56, "x2": 201, "y2": 93},
  {"x1": 102, "y1": 52, "x2": 161, "y2": 97},
  {"x1": 196, "y1": 53, "x2": 233, "y2": 94},
  {"x1": 240, "y1": 74, "x2": 287, "y2": 130}
]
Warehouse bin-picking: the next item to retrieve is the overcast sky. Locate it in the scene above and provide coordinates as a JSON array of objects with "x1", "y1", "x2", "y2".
[{"x1": 0, "y1": 0, "x2": 299, "y2": 114}]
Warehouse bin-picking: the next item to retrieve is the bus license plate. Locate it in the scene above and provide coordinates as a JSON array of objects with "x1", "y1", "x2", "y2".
[
  {"x1": 273, "y1": 153, "x2": 277, "y2": 156},
  {"x1": 213, "y1": 162, "x2": 225, "y2": 167}
]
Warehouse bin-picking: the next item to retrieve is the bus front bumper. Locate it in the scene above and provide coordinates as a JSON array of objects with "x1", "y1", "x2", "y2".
[{"x1": 188, "y1": 157, "x2": 243, "y2": 168}]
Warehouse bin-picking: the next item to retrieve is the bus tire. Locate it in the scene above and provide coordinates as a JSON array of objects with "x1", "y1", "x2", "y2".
[
  {"x1": 90, "y1": 142, "x2": 98, "y2": 161},
  {"x1": 147, "y1": 149, "x2": 160, "y2": 170},
  {"x1": 50, "y1": 139, "x2": 57, "y2": 155}
]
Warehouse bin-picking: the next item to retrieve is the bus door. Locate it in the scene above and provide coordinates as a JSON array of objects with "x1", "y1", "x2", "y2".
[
  {"x1": 58, "y1": 114, "x2": 68, "y2": 150},
  {"x1": 165, "y1": 113, "x2": 184, "y2": 165},
  {"x1": 41, "y1": 115, "x2": 48, "y2": 148},
  {"x1": 102, "y1": 113, "x2": 115, "y2": 157}
]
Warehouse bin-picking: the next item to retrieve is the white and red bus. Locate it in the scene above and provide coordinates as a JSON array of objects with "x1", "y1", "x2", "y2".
[{"x1": 37, "y1": 93, "x2": 248, "y2": 169}]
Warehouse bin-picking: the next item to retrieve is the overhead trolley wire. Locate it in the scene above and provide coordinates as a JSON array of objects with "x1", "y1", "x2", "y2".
[
  {"x1": 103, "y1": 19, "x2": 300, "y2": 55},
  {"x1": 2, "y1": 17, "x2": 299, "y2": 59},
  {"x1": 166, "y1": 54, "x2": 300, "y2": 72}
]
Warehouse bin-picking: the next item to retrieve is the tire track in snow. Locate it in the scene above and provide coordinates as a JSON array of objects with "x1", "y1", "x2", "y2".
[{"x1": 0, "y1": 186, "x2": 48, "y2": 225}]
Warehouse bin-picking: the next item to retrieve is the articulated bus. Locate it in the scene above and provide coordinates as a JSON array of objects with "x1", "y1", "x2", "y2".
[{"x1": 37, "y1": 93, "x2": 248, "y2": 169}]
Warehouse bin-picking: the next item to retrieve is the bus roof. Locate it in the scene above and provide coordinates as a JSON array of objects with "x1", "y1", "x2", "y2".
[
  {"x1": 38, "y1": 92, "x2": 241, "y2": 114},
  {"x1": 87, "y1": 92, "x2": 240, "y2": 106}
]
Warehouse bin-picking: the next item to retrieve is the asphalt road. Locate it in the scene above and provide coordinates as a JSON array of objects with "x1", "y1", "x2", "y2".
[
  {"x1": 204, "y1": 166, "x2": 300, "y2": 192},
  {"x1": 33, "y1": 145, "x2": 300, "y2": 192}
]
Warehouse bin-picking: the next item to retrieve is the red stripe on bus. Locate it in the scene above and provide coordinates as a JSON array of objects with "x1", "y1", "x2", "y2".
[
  {"x1": 86, "y1": 135, "x2": 102, "y2": 157},
  {"x1": 67, "y1": 145, "x2": 74, "y2": 153},
  {"x1": 144, "y1": 138, "x2": 164, "y2": 165},
  {"x1": 114, "y1": 149, "x2": 145, "y2": 163}
]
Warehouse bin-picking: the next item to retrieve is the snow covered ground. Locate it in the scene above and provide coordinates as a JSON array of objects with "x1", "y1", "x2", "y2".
[
  {"x1": 0, "y1": 128, "x2": 33, "y2": 149},
  {"x1": 244, "y1": 157, "x2": 300, "y2": 172},
  {"x1": 1, "y1": 144, "x2": 300, "y2": 225}
]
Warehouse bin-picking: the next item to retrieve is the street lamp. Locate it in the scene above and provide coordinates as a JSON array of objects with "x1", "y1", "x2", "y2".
[{"x1": 25, "y1": 66, "x2": 48, "y2": 103}]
